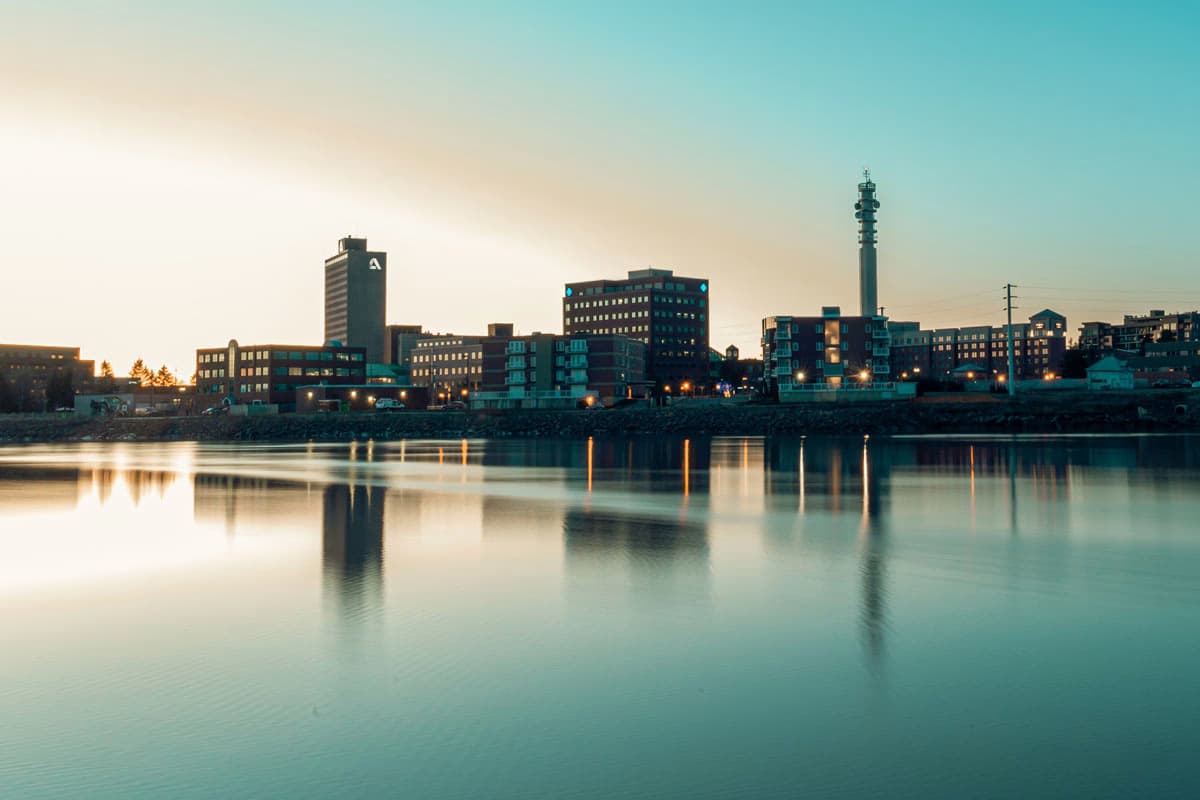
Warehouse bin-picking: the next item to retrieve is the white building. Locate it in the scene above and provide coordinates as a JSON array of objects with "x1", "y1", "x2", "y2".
[{"x1": 1086, "y1": 356, "x2": 1134, "y2": 390}]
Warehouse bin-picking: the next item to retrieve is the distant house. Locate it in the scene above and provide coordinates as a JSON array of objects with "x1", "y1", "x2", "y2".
[{"x1": 1086, "y1": 356, "x2": 1134, "y2": 390}]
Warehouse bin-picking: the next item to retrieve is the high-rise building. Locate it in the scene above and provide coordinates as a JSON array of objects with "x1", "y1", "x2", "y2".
[
  {"x1": 855, "y1": 171, "x2": 881, "y2": 318},
  {"x1": 563, "y1": 268, "x2": 709, "y2": 389},
  {"x1": 324, "y1": 237, "x2": 386, "y2": 363}
]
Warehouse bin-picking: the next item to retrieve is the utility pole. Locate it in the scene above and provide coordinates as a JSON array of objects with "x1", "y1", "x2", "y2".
[{"x1": 1005, "y1": 283, "x2": 1018, "y2": 397}]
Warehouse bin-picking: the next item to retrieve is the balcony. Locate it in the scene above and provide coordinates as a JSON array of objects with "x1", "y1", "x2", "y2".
[
  {"x1": 872, "y1": 328, "x2": 891, "y2": 340},
  {"x1": 568, "y1": 371, "x2": 588, "y2": 384},
  {"x1": 872, "y1": 345, "x2": 890, "y2": 357},
  {"x1": 774, "y1": 328, "x2": 791, "y2": 340},
  {"x1": 567, "y1": 356, "x2": 588, "y2": 369},
  {"x1": 505, "y1": 356, "x2": 526, "y2": 369},
  {"x1": 872, "y1": 362, "x2": 891, "y2": 375},
  {"x1": 505, "y1": 342, "x2": 526, "y2": 355},
  {"x1": 505, "y1": 373, "x2": 526, "y2": 385}
]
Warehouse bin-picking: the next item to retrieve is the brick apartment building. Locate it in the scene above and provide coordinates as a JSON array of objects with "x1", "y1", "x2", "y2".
[
  {"x1": 888, "y1": 309, "x2": 1067, "y2": 381},
  {"x1": 410, "y1": 324, "x2": 514, "y2": 397},
  {"x1": 761, "y1": 307, "x2": 891, "y2": 393},
  {"x1": 474, "y1": 333, "x2": 647, "y2": 409}
]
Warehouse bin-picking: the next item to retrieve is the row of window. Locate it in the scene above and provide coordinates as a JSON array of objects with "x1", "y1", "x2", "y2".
[
  {"x1": 199, "y1": 350, "x2": 363, "y2": 364},
  {"x1": 567, "y1": 294, "x2": 705, "y2": 309},
  {"x1": 412, "y1": 367, "x2": 483, "y2": 377},
  {"x1": 413, "y1": 352, "x2": 479, "y2": 363}
]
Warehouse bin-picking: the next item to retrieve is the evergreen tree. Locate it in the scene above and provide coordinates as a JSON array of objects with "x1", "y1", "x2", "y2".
[
  {"x1": 130, "y1": 359, "x2": 151, "y2": 386},
  {"x1": 153, "y1": 364, "x2": 175, "y2": 387},
  {"x1": 100, "y1": 360, "x2": 115, "y2": 378}
]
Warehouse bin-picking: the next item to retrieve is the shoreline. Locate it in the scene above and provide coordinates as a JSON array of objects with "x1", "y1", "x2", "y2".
[{"x1": 1, "y1": 391, "x2": 1198, "y2": 443}]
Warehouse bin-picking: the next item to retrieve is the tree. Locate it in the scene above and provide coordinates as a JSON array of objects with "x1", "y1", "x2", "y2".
[
  {"x1": 152, "y1": 364, "x2": 175, "y2": 387},
  {"x1": 100, "y1": 360, "x2": 115, "y2": 378},
  {"x1": 1061, "y1": 348, "x2": 1099, "y2": 379},
  {"x1": 130, "y1": 359, "x2": 152, "y2": 386}
]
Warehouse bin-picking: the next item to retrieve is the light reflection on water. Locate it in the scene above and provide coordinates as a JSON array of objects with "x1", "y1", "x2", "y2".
[{"x1": 2, "y1": 436, "x2": 1200, "y2": 799}]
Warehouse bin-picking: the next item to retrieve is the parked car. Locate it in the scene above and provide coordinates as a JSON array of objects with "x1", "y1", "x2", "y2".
[
  {"x1": 374, "y1": 398, "x2": 405, "y2": 411},
  {"x1": 201, "y1": 406, "x2": 227, "y2": 416},
  {"x1": 444, "y1": 400, "x2": 467, "y2": 411},
  {"x1": 1193, "y1": 381, "x2": 1200, "y2": 389}
]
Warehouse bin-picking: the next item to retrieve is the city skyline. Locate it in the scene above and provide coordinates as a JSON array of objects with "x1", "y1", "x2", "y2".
[{"x1": 2, "y1": 2, "x2": 1198, "y2": 374}]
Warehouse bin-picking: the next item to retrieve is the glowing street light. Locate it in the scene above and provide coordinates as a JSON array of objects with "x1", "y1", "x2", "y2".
[
  {"x1": 796, "y1": 371, "x2": 806, "y2": 382},
  {"x1": 858, "y1": 370, "x2": 869, "y2": 381}
]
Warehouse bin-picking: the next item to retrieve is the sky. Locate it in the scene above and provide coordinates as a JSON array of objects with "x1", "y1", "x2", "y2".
[{"x1": 1, "y1": 1, "x2": 1197, "y2": 376}]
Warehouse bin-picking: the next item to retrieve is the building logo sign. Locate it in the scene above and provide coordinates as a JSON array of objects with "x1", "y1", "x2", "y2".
[{"x1": 369, "y1": 257, "x2": 383, "y2": 270}]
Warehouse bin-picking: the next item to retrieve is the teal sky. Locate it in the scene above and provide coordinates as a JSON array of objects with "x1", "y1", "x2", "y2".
[{"x1": 1, "y1": 1, "x2": 1197, "y2": 373}]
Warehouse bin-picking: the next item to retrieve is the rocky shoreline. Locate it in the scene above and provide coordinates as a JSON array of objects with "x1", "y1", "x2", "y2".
[{"x1": 1, "y1": 391, "x2": 1198, "y2": 444}]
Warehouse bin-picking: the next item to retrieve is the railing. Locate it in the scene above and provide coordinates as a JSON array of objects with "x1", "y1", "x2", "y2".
[
  {"x1": 872, "y1": 345, "x2": 890, "y2": 357},
  {"x1": 785, "y1": 381, "x2": 899, "y2": 392},
  {"x1": 505, "y1": 342, "x2": 526, "y2": 354}
]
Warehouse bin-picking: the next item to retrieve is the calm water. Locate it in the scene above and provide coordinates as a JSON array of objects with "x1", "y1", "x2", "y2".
[{"x1": 2, "y1": 436, "x2": 1199, "y2": 799}]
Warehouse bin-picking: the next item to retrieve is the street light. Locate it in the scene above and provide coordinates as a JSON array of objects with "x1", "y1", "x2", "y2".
[
  {"x1": 858, "y1": 370, "x2": 869, "y2": 381},
  {"x1": 796, "y1": 371, "x2": 806, "y2": 382}
]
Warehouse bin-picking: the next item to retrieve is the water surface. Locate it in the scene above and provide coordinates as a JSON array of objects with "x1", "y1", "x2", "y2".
[{"x1": 2, "y1": 436, "x2": 1199, "y2": 798}]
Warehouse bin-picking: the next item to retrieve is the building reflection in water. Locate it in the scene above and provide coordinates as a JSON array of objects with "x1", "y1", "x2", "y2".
[
  {"x1": 562, "y1": 436, "x2": 711, "y2": 604},
  {"x1": 763, "y1": 436, "x2": 891, "y2": 673},
  {"x1": 322, "y1": 482, "x2": 385, "y2": 626}
]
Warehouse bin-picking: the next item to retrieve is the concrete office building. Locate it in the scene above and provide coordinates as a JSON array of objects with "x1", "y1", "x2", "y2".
[
  {"x1": 761, "y1": 307, "x2": 891, "y2": 394},
  {"x1": 474, "y1": 333, "x2": 647, "y2": 409},
  {"x1": 563, "y1": 268, "x2": 709, "y2": 390},
  {"x1": 324, "y1": 237, "x2": 386, "y2": 364},
  {"x1": 195, "y1": 340, "x2": 366, "y2": 411}
]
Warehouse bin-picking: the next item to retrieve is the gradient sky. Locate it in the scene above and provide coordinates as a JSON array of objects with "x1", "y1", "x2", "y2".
[{"x1": 1, "y1": 1, "x2": 1197, "y2": 375}]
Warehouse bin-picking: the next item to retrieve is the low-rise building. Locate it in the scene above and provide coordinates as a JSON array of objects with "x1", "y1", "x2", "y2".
[
  {"x1": 0, "y1": 343, "x2": 95, "y2": 412},
  {"x1": 761, "y1": 307, "x2": 891, "y2": 394},
  {"x1": 195, "y1": 340, "x2": 366, "y2": 412},
  {"x1": 295, "y1": 384, "x2": 429, "y2": 413},
  {"x1": 473, "y1": 333, "x2": 647, "y2": 409},
  {"x1": 715, "y1": 344, "x2": 764, "y2": 393},
  {"x1": 1086, "y1": 356, "x2": 1135, "y2": 390}
]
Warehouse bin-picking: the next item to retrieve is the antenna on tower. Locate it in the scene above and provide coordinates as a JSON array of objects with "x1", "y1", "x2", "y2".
[{"x1": 863, "y1": 167, "x2": 871, "y2": 182}]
